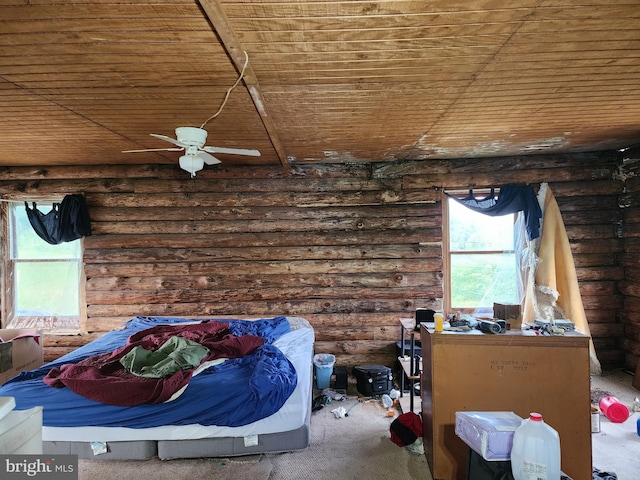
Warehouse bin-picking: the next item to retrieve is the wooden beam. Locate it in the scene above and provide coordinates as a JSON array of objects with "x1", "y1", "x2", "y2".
[{"x1": 198, "y1": 0, "x2": 290, "y2": 169}]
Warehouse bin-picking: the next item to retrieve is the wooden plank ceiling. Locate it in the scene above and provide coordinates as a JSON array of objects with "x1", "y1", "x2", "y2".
[{"x1": 1, "y1": 0, "x2": 639, "y2": 170}]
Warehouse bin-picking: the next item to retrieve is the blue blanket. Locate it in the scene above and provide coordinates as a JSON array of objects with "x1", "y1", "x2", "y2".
[{"x1": 0, "y1": 316, "x2": 297, "y2": 428}]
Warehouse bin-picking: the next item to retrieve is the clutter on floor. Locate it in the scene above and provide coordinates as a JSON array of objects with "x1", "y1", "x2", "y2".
[
  {"x1": 390, "y1": 412, "x2": 424, "y2": 455},
  {"x1": 314, "y1": 356, "x2": 640, "y2": 480}
]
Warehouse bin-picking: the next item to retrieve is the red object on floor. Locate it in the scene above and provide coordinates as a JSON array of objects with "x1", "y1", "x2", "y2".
[{"x1": 599, "y1": 396, "x2": 629, "y2": 423}]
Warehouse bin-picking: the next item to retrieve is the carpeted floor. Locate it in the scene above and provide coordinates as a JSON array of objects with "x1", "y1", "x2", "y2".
[
  {"x1": 590, "y1": 370, "x2": 640, "y2": 480},
  {"x1": 78, "y1": 397, "x2": 429, "y2": 480},
  {"x1": 78, "y1": 371, "x2": 640, "y2": 480},
  {"x1": 79, "y1": 455, "x2": 274, "y2": 480},
  {"x1": 268, "y1": 397, "x2": 429, "y2": 480}
]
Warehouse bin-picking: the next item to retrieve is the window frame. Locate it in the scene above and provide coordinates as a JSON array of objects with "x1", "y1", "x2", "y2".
[
  {"x1": 443, "y1": 189, "x2": 519, "y2": 315},
  {"x1": 1, "y1": 198, "x2": 86, "y2": 333}
]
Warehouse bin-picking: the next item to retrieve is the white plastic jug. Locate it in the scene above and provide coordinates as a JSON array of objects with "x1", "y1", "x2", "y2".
[{"x1": 510, "y1": 412, "x2": 561, "y2": 480}]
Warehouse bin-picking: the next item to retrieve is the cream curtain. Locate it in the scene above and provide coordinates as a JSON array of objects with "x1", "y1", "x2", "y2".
[{"x1": 522, "y1": 183, "x2": 602, "y2": 374}]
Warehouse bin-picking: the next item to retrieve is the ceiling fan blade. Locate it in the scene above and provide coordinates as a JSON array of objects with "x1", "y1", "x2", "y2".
[
  {"x1": 122, "y1": 147, "x2": 183, "y2": 153},
  {"x1": 202, "y1": 146, "x2": 261, "y2": 157},
  {"x1": 150, "y1": 133, "x2": 187, "y2": 147},
  {"x1": 197, "y1": 151, "x2": 221, "y2": 165}
]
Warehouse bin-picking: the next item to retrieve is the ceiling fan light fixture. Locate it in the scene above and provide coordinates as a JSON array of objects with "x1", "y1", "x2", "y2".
[
  {"x1": 179, "y1": 154, "x2": 205, "y2": 177},
  {"x1": 124, "y1": 123, "x2": 260, "y2": 176}
]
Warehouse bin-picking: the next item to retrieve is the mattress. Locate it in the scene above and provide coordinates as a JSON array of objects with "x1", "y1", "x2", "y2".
[{"x1": 0, "y1": 315, "x2": 314, "y2": 459}]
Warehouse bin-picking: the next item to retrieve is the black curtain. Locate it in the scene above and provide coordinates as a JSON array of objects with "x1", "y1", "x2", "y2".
[
  {"x1": 25, "y1": 194, "x2": 92, "y2": 245},
  {"x1": 446, "y1": 183, "x2": 542, "y2": 240}
]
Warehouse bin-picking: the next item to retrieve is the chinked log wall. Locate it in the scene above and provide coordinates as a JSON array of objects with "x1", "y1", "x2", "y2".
[
  {"x1": 0, "y1": 150, "x2": 634, "y2": 371},
  {"x1": 620, "y1": 145, "x2": 640, "y2": 372}
]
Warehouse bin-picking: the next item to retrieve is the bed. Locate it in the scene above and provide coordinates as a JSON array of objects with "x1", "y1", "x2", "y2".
[{"x1": 0, "y1": 315, "x2": 314, "y2": 460}]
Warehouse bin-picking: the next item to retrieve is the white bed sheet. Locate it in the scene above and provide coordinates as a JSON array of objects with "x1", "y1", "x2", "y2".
[{"x1": 42, "y1": 317, "x2": 314, "y2": 443}]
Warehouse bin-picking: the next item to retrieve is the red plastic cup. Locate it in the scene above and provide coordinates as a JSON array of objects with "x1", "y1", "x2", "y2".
[{"x1": 599, "y1": 396, "x2": 630, "y2": 423}]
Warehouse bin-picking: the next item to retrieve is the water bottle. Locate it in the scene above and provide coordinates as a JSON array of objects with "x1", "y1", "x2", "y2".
[{"x1": 511, "y1": 412, "x2": 561, "y2": 480}]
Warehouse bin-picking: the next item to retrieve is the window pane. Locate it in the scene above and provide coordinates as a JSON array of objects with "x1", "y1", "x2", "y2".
[
  {"x1": 5, "y1": 201, "x2": 83, "y2": 332},
  {"x1": 449, "y1": 199, "x2": 515, "y2": 252},
  {"x1": 15, "y1": 261, "x2": 80, "y2": 315},
  {"x1": 11, "y1": 203, "x2": 80, "y2": 259},
  {"x1": 450, "y1": 253, "x2": 519, "y2": 308}
]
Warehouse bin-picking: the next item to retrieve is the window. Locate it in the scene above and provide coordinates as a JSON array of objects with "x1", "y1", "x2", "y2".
[
  {"x1": 444, "y1": 193, "x2": 522, "y2": 315},
  {"x1": 2, "y1": 200, "x2": 83, "y2": 332}
]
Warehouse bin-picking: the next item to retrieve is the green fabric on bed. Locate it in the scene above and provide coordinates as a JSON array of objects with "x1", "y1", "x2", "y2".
[{"x1": 120, "y1": 336, "x2": 210, "y2": 378}]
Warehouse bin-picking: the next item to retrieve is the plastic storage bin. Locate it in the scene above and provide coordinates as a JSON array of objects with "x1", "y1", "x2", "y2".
[
  {"x1": 313, "y1": 354, "x2": 335, "y2": 389},
  {"x1": 0, "y1": 406, "x2": 43, "y2": 454},
  {"x1": 455, "y1": 411, "x2": 522, "y2": 461}
]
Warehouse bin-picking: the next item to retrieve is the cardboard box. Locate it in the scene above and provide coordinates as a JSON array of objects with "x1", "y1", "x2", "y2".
[
  {"x1": 0, "y1": 329, "x2": 43, "y2": 385},
  {"x1": 493, "y1": 302, "x2": 522, "y2": 329}
]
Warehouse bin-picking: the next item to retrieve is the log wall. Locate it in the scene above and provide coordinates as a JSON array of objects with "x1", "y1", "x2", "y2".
[
  {"x1": 0, "y1": 151, "x2": 629, "y2": 370},
  {"x1": 620, "y1": 145, "x2": 640, "y2": 372}
]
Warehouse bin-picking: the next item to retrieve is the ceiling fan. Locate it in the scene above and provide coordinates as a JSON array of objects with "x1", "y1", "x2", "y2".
[{"x1": 123, "y1": 127, "x2": 261, "y2": 177}]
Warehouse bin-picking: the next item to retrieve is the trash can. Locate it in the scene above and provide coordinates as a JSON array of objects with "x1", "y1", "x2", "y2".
[{"x1": 313, "y1": 354, "x2": 336, "y2": 389}]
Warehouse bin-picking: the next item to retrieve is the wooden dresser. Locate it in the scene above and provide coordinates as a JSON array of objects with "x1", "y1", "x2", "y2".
[{"x1": 420, "y1": 324, "x2": 591, "y2": 480}]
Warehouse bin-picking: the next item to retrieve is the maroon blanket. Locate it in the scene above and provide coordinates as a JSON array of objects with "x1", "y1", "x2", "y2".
[{"x1": 44, "y1": 322, "x2": 265, "y2": 406}]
